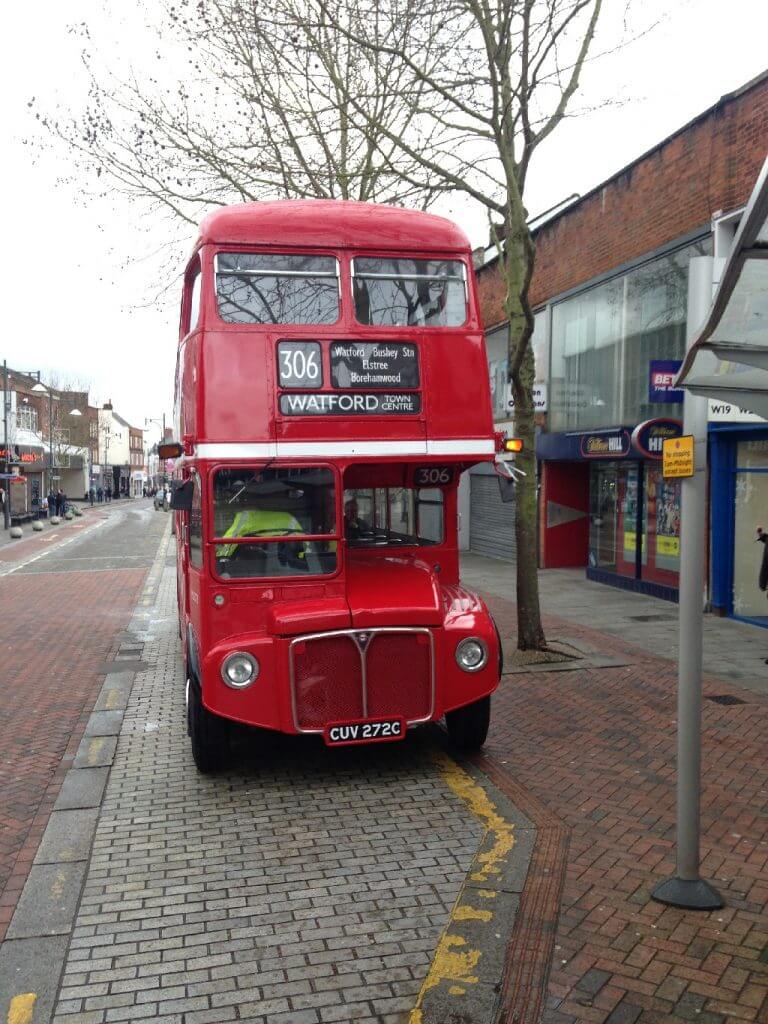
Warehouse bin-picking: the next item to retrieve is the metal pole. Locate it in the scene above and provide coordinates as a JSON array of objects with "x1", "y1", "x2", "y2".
[
  {"x1": 652, "y1": 256, "x2": 723, "y2": 910},
  {"x1": 49, "y1": 391, "x2": 53, "y2": 496},
  {"x1": 2, "y1": 360, "x2": 10, "y2": 530}
]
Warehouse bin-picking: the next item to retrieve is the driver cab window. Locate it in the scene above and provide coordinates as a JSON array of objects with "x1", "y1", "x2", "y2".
[
  {"x1": 213, "y1": 467, "x2": 337, "y2": 579},
  {"x1": 189, "y1": 473, "x2": 203, "y2": 568},
  {"x1": 344, "y1": 487, "x2": 443, "y2": 546}
]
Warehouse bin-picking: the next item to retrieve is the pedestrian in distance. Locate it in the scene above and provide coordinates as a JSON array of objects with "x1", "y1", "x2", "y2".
[
  {"x1": 89, "y1": 488, "x2": 95, "y2": 506},
  {"x1": 97, "y1": 486, "x2": 103, "y2": 502},
  {"x1": 48, "y1": 489, "x2": 56, "y2": 515},
  {"x1": 55, "y1": 489, "x2": 63, "y2": 516},
  {"x1": 106, "y1": 487, "x2": 112, "y2": 502}
]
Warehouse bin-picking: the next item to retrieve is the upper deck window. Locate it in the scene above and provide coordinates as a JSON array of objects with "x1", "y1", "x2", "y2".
[
  {"x1": 215, "y1": 253, "x2": 339, "y2": 325},
  {"x1": 352, "y1": 258, "x2": 467, "y2": 328}
]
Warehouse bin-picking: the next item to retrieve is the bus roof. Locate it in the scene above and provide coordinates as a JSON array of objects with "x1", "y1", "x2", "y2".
[{"x1": 196, "y1": 200, "x2": 471, "y2": 253}]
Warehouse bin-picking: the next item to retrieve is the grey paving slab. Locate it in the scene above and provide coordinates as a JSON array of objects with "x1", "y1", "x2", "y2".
[
  {"x1": 34, "y1": 808, "x2": 100, "y2": 865},
  {"x1": 73, "y1": 735, "x2": 118, "y2": 769},
  {"x1": 419, "y1": 977, "x2": 502, "y2": 1024},
  {"x1": 6, "y1": 862, "x2": 88, "y2": 938},
  {"x1": 54, "y1": 768, "x2": 111, "y2": 811},
  {"x1": 466, "y1": 824, "x2": 535, "y2": 895},
  {"x1": 85, "y1": 709, "x2": 125, "y2": 737},
  {"x1": 93, "y1": 674, "x2": 135, "y2": 713},
  {"x1": 0, "y1": 936, "x2": 70, "y2": 1024}
]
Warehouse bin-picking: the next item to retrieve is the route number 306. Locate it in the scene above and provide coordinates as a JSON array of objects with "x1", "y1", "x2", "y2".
[
  {"x1": 413, "y1": 465, "x2": 454, "y2": 486},
  {"x1": 278, "y1": 341, "x2": 322, "y2": 387}
]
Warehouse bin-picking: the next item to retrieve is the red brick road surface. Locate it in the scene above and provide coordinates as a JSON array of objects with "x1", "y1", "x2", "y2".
[
  {"x1": 483, "y1": 593, "x2": 768, "y2": 1024},
  {"x1": 0, "y1": 567, "x2": 146, "y2": 940}
]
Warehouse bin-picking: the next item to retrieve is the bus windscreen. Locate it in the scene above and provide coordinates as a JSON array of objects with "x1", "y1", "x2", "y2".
[
  {"x1": 215, "y1": 253, "x2": 339, "y2": 325},
  {"x1": 352, "y1": 258, "x2": 466, "y2": 328}
]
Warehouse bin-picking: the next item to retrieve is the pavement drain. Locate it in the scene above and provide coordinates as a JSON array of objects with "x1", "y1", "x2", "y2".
[{"x1": 705, "y1": 693, "x2": 748, "y2": 705}]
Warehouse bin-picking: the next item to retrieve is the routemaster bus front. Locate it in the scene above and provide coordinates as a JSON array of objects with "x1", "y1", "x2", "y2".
[{"x1": 168, "y1": 199, "x2": 504, "y2": 772}]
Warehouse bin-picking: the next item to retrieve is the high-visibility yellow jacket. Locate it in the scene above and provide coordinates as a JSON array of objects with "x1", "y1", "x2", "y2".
[{"x1": 219, "y1": 510, "x2": 304, "y2": 558}]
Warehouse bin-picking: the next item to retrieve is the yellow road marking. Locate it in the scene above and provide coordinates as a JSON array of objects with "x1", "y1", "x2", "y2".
[
  {"x1": 86, "y1": 738, "x2": 105, "y2": 765},
  {"x1": 8, "y1": 992, "x2": 37, "y2": 1023},
  {"x1": 408, "y1": 749, "x2": 516, "y2": 1023},
  {"x1": 454, "y1": 904, "x2": 493, "y2": 922},
  {"x1": 104, "y1": 690, "x2": 120, "y2": 710},
  {"x1": 50, "y1": 869, "x2": 67, "y2": 899}
]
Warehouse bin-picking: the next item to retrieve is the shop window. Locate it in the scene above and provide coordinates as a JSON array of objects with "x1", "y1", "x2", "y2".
[{"x1": 550, "y1": 237, "x2": 712, "y2": 432}]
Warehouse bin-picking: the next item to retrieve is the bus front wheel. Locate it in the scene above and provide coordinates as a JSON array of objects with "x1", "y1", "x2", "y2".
[
  {"x1": 445, "y1": 696, "x2": 490, "y2": 751},
  {"x1": 188, "y1": 680, "x2": 229, "y2": 773}
]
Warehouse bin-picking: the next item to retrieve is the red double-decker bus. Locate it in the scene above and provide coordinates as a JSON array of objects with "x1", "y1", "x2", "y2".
[{"x1": 168, "y1": 200, "x2": 504, "y2": 772}]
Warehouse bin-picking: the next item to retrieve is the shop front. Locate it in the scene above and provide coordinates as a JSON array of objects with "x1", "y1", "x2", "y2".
[
  {"x1": 710, "y1": 425, "x2": 768, "y2": 625},
  {"x1": 539, "y1": 420, "x2": 683, "y2": 599},
  {"x1": 0, "y1": 445, "x2": 45, "y2": 516}
]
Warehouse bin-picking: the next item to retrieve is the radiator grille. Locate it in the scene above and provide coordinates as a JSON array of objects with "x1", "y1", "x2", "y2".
[
  {"x1": 293, "y1": 635, "x2": 363, "y2": 730},
  {"x1": 366, "y1": 633, "x2": 432, "y2": 721},
  {"x1": 290, "y1": 629, "x2": 433, "y2": 732}
]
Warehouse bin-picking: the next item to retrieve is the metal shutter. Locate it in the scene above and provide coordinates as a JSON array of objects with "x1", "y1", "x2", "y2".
[{"x1": 469, "y1": 473, "x2": 516, "y2": 561}]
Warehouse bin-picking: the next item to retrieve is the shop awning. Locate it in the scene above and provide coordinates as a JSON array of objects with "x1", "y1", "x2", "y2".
[{"x1": 677, "y1": 155, "x2": 768, "y2": 414}]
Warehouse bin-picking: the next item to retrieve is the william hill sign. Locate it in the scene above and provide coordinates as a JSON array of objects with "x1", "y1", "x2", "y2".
[{"x1": 631, "y1": 419, "x2": 683, "y2": 459}]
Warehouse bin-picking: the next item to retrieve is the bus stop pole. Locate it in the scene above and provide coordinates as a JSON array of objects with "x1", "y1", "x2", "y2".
[
  {"x1": 2, "y1": 361, "x2": 10, "y2": 531},
  {"x1": 652, "y1": 256, "x2": 723, "y2": 910}
]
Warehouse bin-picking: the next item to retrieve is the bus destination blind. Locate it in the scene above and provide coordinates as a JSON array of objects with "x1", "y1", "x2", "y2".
[
  {"x1": 330, "y1": 342, "x2": 419, "y2": 389},
  {"x1": 279, "y1": 392, "x2": 421, "y2": 415}
]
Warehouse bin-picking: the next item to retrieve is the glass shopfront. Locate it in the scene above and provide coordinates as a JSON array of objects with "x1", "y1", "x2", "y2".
[
  {"x1": 710, "y1": 429, "x2": 768, "y2": 625},
  {"x1": 731, "y1": 439, "x2": 768, "y2": 622},
  {"x1": 588, "y1": 461, "x2": 681, "y2": 592},
  {"x1": 550, "y1": 237, "x2": 712, "y2": 433}
]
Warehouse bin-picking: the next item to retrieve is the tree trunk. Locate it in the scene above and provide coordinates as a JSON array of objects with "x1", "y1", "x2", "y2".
[
  {"x1": 501, "y1": 213, "x2": 547, "y2": 651},
  {"x1": 511, "y1": 341, "x2": 546, "y2": 650}
]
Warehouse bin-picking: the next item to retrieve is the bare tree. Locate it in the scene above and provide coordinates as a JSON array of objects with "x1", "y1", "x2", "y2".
[
  {"x1": 38, "y1": 375, "x2": 93, "y2": 479},
  {"x1": 308, "y1": 0, "x2": 604, "y2": 649},
  {"x1": 36, "y1": 0, "x2": 435, "y2": 226}
]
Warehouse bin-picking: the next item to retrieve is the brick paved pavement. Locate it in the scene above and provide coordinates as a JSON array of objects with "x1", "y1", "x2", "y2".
[
  {"x1": 0, "y1": 504, "x2": 166, "y2": 942},
  {"x1": 49, "y1": 560, "x2": 488, "y2": 1024},
  {"x1": 471, "y1": 582, "x2": 768, "y2": 1024}
]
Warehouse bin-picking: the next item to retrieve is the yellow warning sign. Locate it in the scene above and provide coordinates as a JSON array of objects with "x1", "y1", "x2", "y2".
[{"x1": 663, "y1": 434, "x2": 694, "y2": 478}]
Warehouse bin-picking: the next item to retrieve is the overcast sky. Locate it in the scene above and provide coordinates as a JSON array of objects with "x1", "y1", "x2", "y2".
[{"x1": 1, "y1": 0, "x2": 765, "y2": 441}]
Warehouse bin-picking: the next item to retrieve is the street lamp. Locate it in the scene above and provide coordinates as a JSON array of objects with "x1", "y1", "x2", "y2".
[{"x1": 145, "y1": 415, "x2": 167, "y2": 490}]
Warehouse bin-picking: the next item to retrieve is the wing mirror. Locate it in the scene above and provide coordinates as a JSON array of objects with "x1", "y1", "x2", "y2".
[{"x1": 170, "y1": 479, "x2": 194, "y2": 511}]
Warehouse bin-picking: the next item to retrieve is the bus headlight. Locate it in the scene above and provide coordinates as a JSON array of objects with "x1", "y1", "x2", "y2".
[
  {"x1": 455, "y1": 638, "x2": 488, "y2": 673},
  {"x1": 221, "y1": 652, "x2": 259, "y2": 689}
]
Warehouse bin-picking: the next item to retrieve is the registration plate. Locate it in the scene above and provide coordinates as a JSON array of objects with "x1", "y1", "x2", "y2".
[{"x1": 324, "y1": 717, "x2": 405, "y2": 747}]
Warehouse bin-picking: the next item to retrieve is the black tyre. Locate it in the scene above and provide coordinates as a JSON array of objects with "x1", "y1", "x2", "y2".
[
  {"x1": 188, "y1": 679, "x2": 229, "y2": 773},
  {"x1": 445, "y1": 695, "x2": 491, "y2": 751}
]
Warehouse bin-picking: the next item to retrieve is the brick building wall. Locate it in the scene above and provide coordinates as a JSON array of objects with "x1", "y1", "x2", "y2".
[{"x1": 477, "y1": 71, "x2": 768, "y2": 327}]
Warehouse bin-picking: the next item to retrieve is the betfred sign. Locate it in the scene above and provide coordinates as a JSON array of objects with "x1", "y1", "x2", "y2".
[{"x1": 649, "y1": 360, "x2": 683, "y2": 404}]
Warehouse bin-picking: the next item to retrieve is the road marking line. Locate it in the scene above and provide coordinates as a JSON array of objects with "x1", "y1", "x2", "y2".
[
  {"x1": 408, "y1": 749, "x2": 515, "y2": 1024},
  {"x1": 0, "y1": 519, "x2": 108, "y2": 578},
  {"x1": 7, "y1": 993, "x2": 36, "y2": 1024}
]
